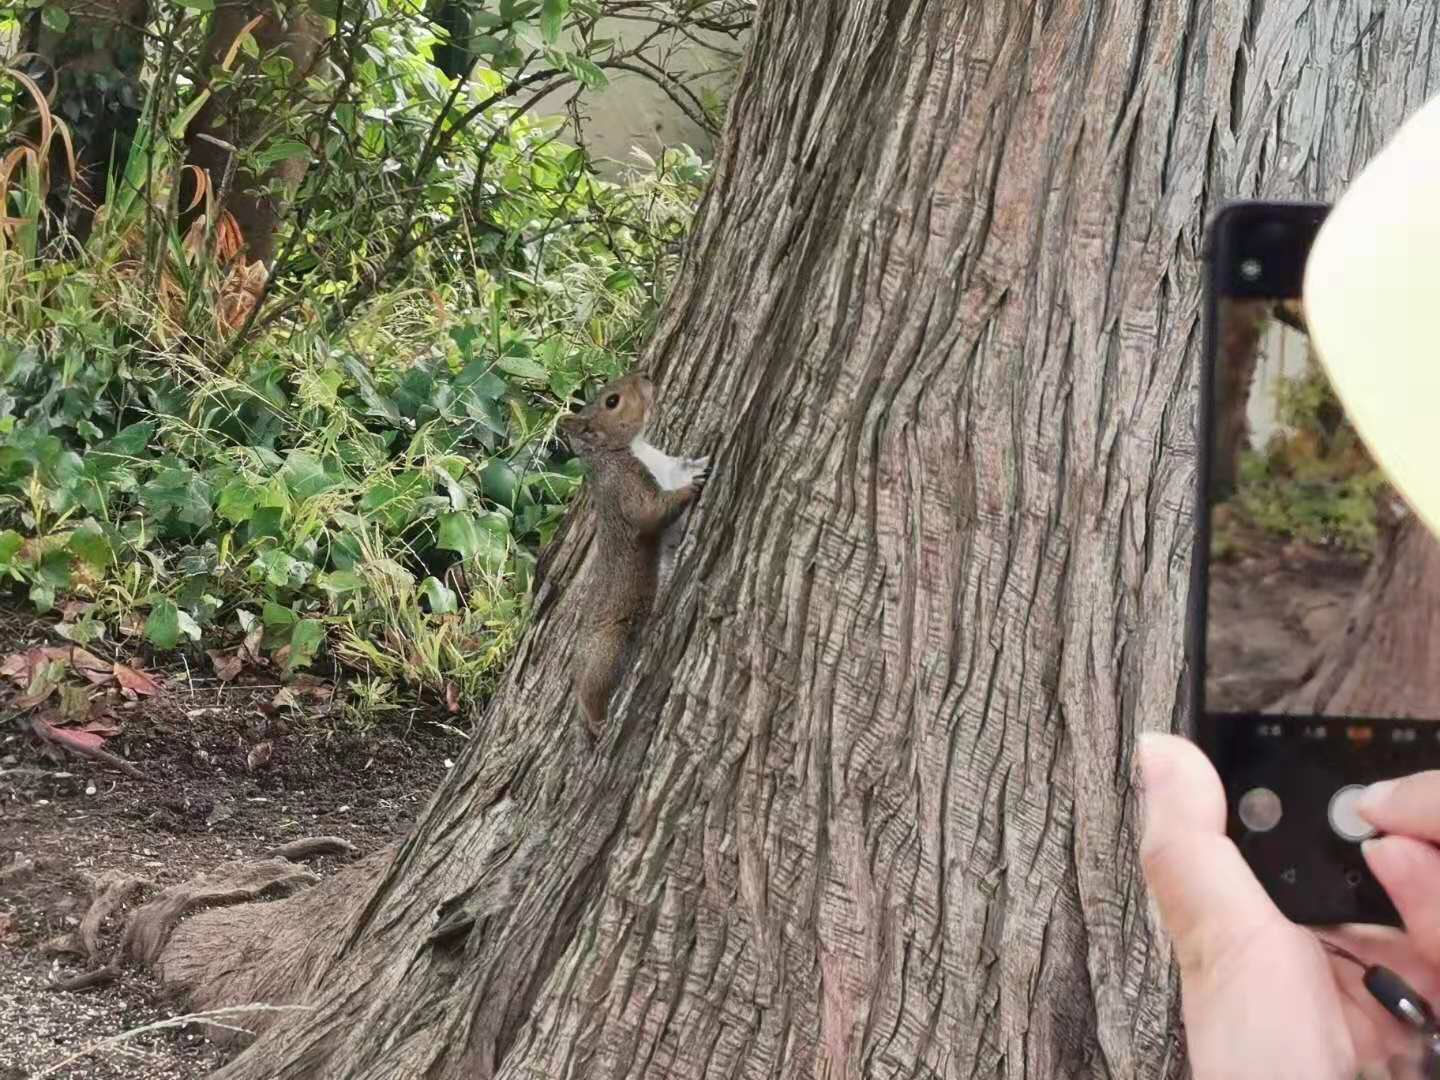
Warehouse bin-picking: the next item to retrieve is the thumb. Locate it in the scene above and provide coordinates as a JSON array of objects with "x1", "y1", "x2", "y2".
[
  {"x1": 1138, "y1": 735, "x2": 1358, "y2": 1077},
  {"x1": 1137, "y1": 733, "x2": 1287, "y2": 977}
]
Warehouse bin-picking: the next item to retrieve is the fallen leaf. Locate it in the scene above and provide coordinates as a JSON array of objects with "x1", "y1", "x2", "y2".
[
  {"x1": 65, "y1": 646, "x2": 110, "y2": 676},
  {"x1": 247, "y1": 741, "x2": 273, "y2": 770},
  {"x1": 60, "y1": 600, "x2": 94, "y2": 621},
  {"x1": 82, "y1": 719, "x2": 123, "y2": 737},
  {"x1": 57, "y1": 683, "x2": 91, "y2": 723},
  {"x1": 113, "y1": 663, "x2": 161, "y2": 697},
  {"x1": 14, "y1": 658, "x2": 64, "y2": 710},
  {"x1": 34, "y1": 718, "x2": 105, "y2": 752},
  {"x1": 240, "y1": 624, "x2": 264, "y2": 664},
  {"x1": 208, "y1": 649, "x2": 244, "y2": 683},
  {"x1": 272, "y1": 644, "x2": 292, "y2": 670},
  {"x1": 445, "y1": 681, "x2": 460, "y2": 713},
  {"x1": 272, "y1": 687, "x2": 299, "y2": 710},
  {"x1": 0, "y1": 652, "x2": 28, "y2": 678}
]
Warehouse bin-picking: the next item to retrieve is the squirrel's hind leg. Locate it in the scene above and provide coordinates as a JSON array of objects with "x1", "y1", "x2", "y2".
[{"x1": 575, "y1": 628, "x2": 628, "y2": 739}]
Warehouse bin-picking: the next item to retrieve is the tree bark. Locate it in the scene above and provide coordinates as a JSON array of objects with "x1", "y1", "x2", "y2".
[
  {"x1": 182, "y1": 1, "x2": 327, "y2": 267},
  {"x1": 140, "y1": 3, "x2": 1439, "y2": 1078},
  {"x1": 1285, "y1": 498, "x2": 1440, "y2": 719},
  {"x1": 18, "y1": 0, "x2": 148, "y2": 242}
]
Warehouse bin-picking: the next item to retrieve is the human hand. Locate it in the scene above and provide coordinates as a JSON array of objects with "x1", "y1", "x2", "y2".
[{"x1": 1137, "y1": 733, "x2": 1440, "y2": 1079}]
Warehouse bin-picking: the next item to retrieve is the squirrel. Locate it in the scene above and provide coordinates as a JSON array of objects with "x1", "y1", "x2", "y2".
[{"x1": 557, "y1": 373, "x2": 709, "y2": 737}]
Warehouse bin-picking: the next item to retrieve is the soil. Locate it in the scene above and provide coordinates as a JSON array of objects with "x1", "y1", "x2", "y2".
[
  {"x1": 0, "y1": 609, "x2": 461, "y2": 1079},
  {"x1": 1205, "y1": 516, "x2": 1370, "y2": 713}
]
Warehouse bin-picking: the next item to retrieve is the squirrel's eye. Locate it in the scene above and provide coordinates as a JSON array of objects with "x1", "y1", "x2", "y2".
[{"x1": 605, "y1": 394, "x2": 621, "y2": 409}]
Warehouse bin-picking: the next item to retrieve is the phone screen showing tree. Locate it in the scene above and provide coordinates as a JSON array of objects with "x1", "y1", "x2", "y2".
[{"x1": 1205, "y1": 296, "x2": 1440, "y2": 721}]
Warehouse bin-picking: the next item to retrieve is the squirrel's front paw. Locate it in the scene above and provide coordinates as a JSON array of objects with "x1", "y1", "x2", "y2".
[{"x1": 680, "y1": 456, "x2": 711, "y2": 489}]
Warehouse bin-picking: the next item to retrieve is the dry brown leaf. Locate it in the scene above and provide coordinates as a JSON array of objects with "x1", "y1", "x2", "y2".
[
  {"x1": 0, "y1": 651, "x2": 29, "y2": 679},
  {"x1": 240, "y1": 624, "x2": 264, "y2": 664},
  {"x1": 82, "y1": 716, "x2": 123, "y2": 737},
  {"x1": 208, "y1": 649, "x2": 244, "y2": 683},
  {"x1": 113, "y1": 663, "x2": 161, "y2": 697},
  {"x1": 246, "y1": 741, "x2": 273, "y2": 771},
  {"x1": 57, "y1": 683, "x2": 91, "y2": 723}
]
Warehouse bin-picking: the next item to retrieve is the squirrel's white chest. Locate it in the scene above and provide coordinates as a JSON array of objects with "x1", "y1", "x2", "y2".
[{"x1": 629, "y1": 435, "x2": 706, "y2": 491}]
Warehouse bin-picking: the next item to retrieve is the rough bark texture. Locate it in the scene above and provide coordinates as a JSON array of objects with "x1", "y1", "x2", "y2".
[
  {"x1": 19, "y1": 0, "x2": 148, "y2": 241},
  {"x1": 1211, "y1": 297, "x2": 1268, "y2": 501},
  {"x1": 152, "y1": 2, "x2": 1439, "y2": 1078},
  {"x1": 182, "y1": 1, "x2": 327, "y2": 266},
  {"x1": 1286, "y1": 502, "x2": 1440, "y2": 718}
]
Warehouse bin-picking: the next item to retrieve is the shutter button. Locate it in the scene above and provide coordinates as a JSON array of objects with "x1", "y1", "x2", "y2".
[{"x1": 1328, "y1": 785, "x2": 1377, "y2": 843}]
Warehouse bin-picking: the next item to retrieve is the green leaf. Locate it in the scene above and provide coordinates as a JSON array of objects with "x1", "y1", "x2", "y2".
[
  {"x1": 287, "y1": 619, "x2": 325, "y2": 671},
  {"x1": 254, "y1": 140, "x2": 311, "y2": 167},
  {"x1": 604, "y1": 268, "x2": 638, "y2": 293},
  {"x1": 251, "y1": 548, "x2": 312, "y2": 589},
  {"x1": 280, "y1": 450, "x2": 342, "y2": 501},
  {"x1": 437, "y1": 512, "x2": 483, "y2": 558},
  {"x1": 41, "y1": 5, "x2": 69, "y2": 32},
  {"x1": 173, "y1": 0, "x2": 214, "y2": 9},
  {"x1": 480, "y1": 460, "x2": 520, "y2": 507},
  {"x1": 139, "y1": 466, "x2": 214, "y2": 529},
  {"x1": 420, "y1": 576, "x2": 458, "y2": 615},
  {"x1": 360, "y1": 471, "x2": 430, "y2": 531},
  {"x1": 540, "y1": 0, "x2": 569, "y2": 42},
  {"x1": 68, "y1": 522, "x2": 115, "y2": 570},
  {"x1": 495, "y1": 355, "x2": 549, "y2": 382},
  {"x1": 0, "y1": 530, "x2": 23, "y2": 569},
  {"x1": 317, "y1": 569, "x2": 366, "y2": 596},
  {"x1": 146, "y1": 598, "x2": 181, "y2": 650},
  {"x1": 262, "y1": 601, "x2": 297, "y2": 629},
  {"x1": 176, "y1": 609, "x2": 203, "y2": 642},
  {"x1": 36, "y1": 550, "x2": 72, "y2": 589},
  {"x1": 29, "y1": 583, "x2": 55, "y2": 615}
]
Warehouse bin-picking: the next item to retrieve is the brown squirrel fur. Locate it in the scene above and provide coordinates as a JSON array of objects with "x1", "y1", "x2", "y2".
[{"x1": 558, "y1": 373, "x2": 709, "y2": 736}]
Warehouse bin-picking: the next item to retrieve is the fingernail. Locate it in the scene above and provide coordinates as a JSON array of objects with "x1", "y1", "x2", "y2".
[{"x1": 1357, "y1": 779, "x2": 1396, "y2": 821}]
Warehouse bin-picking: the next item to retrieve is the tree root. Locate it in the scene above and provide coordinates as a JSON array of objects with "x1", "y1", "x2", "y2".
[
  {"x1": 125, "y1": 859, "x2": 319, "y2": 966},
  {"x1": 49, "y1": 957, "x2": 120, "y2": 992},
  {"x1": 266, "y1": 836, "x2": 357, "y2": 862}
]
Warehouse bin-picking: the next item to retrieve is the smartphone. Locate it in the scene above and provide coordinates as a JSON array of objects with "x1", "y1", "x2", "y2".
[{"x1": 1195, "y1": 200, "x2": 1440, "y2": 926}]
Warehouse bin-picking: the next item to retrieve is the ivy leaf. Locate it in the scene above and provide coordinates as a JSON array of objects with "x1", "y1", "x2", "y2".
[
  {"x1": 68, "y1": 522, "x2": 116, "y2": 570},
  {"x1": 254, "y1": 140, "x2": 311, "y2": 167},
  {"x1": 540, "y1": 0, "x2": 569, "y2": 42},
  {"x1": 173, "y1": 0, "x2": 215, "y2": 9},
  {"x1": 496, "y1": 355, "x2": 549, "y2": 382},
  {"x1": 41, "y1": 5, "x2": 70, "y2": 32},
  {"x1": 421, "y1": 576, "x2": 458, "y2": 615},
  {"x1": 480, "y1": 460, "x2": 520, "y2": 507},
  {"x1": 139, "y1": 465, "x2": 214, "y2": 530},
  {"x1": 279, "y1": 450, "x2": 342, "y2": 501},
  {"x1": 604, "y1": 268, "x2": 638, "y2": 293},
  {"x1": 437, "y1": 512, "x2": 484, "y2": 558},
  {"x1": 360, "y1": 471, "x2": 430, "y2": 531},
  {"x1": 287, "y1": 619, "x2": 325, "y2": 672},
  {"x1": 251, "y1": 548, "x2": 313, "y2": 589},
  {"x1": 146, "y1": 598, "x2": 181, "y2": 650},
  {"x1": 0, "y1": 530, "x2": 23, "y2": 570}
]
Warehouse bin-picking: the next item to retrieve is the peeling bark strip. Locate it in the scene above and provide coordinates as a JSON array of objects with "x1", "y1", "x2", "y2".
[{"x1": 183, "y1": 3, "x2": 1439, "y2": 1078}]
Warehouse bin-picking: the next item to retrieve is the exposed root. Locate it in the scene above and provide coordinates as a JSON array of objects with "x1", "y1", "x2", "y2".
[
  {"x1": 152, "y1": 849, "x2": 393, "y2": 1044},
  {"x1": 267, "y1": 836, "x2": 357, "y2": 862},
  {"x1": 48, "y1": 958, "x2": 120, "y2": 992},
  {"x1": 125, "y1": 859, "x2": 319, "y2": 966},
  {"x1": 80, "y1": 871, "x2": 147, "y2": 960}
]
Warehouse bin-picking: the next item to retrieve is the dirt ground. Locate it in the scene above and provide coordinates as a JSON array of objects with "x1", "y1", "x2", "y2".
[
  {"x1": 1205, "y1": 519, "x2": 1370, "y2": 713},
  {"x1": 0, "y1": 611, "x2": 460, "y2": 1079}
]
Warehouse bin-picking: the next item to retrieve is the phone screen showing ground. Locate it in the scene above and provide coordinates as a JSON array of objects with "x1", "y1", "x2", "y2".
[{"x1": 1206, "y1": 295, "x2": 1440, "y2": 721}]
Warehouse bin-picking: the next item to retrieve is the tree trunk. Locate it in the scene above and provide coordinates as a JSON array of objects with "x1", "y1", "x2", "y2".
[
  {"x1": 182, "y1": 1, "x2": 327, "y2": 267},
  {"x1": 1211, "y1": 297, "x2": 1268, "y2": 501},
  {"x1": 19, "y1": 0, "x2": 148, "y2": 242},
  {"x1": 140, "y1": 3, "x2": 1439, "y2": 1078},
  {"x1": 1285, "y1": 498, "x2": 1440, "y2": 719}
]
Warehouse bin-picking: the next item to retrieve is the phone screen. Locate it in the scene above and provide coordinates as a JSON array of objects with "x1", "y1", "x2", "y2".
[{"x1": 1204, "y1": 238, "x2": 1440, "y2": 723}]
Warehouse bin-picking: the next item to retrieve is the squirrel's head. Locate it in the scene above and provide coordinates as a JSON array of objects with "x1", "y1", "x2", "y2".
[{"x1": 559, "y1": 373, "x2": 654, "y2": 452}]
